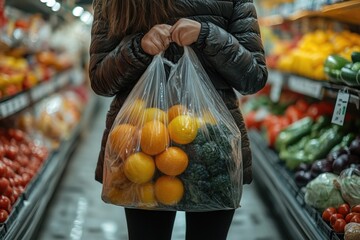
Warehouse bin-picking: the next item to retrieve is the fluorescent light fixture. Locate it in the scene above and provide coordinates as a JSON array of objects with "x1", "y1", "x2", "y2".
[
  {"x1": 40, "y1": 0, "x2": 48, "y2": 3},
  {"x1": 80, "y1": 11, "x2": 91, "y2": 22},
  {"x1": 52, "y1": 2, "x2": 61, "y2": 12},
  {"x1": 72, "y1": 6, "x2": 84, "y2": 17},
  {"x1": 46, "y1": 0, "x2": 56, "y2": 7}
]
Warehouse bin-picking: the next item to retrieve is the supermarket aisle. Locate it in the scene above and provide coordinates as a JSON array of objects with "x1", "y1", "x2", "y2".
[{"x1": 36, "y1": 97, "x2": 287, "y2": 240}]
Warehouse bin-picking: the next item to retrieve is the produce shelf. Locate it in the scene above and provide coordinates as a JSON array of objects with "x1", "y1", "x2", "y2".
[
  {"x1": 0, "y1": 70, "x2": 73, "y2": 120},
  {"x1": 249, "y1": 130, "x2": 332, "y2": 240},
  {"x1": 0, "y1": 92, "x2": 98, "y2": 240},
  {"x1": 268, "y1": 69, "x2": 360, "y2": 109},
  {"x1": 259, "y1": 1, "x2": 360, "y2": 26}
]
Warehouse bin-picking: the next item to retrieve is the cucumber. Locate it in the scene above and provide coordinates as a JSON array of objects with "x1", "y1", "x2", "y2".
[
  {"x1": 340, "y1": 66, "x2": 359, "y2": 87},
  {"x1": 351, "y1": 51, "x2": 360, "y2": 63}
]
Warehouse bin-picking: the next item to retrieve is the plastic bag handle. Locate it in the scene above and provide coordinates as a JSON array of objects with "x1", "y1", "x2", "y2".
[{"x1": 158, "y1": 46, "x2": 192, "y2": 68}]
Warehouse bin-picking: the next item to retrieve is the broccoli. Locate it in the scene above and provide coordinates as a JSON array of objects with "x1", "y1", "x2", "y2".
[
  {"x1": 201, "y1": 142, "x2": 221, "y2": 166},
  {"x1": 192, "y1": 130, "x2": 208, "y2": 145},
  {"x1": 182, "y1": 162, "x2": 209, "y2": 181},
  {"x1": 207, "y1": 158, "x2": 228, "y2": 176},
  {"x1": 184, "y1": 143, "x2": 203, "y2": 163},
  {"x1": 211, "y1": 174, "x2": 234, "y2": 207}
]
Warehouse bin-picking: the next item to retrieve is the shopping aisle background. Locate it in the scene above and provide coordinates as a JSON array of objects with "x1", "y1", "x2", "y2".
[{"x1": 35, "y1": 97, "x2": 287, "y2": 240}]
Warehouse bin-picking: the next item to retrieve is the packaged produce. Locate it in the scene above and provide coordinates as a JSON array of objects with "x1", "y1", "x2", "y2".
[
  {"x1": 304, "y1": 173, "x2": 345, "y2": 211},
  {"x1": 334, "y1": 168, "x2": 360, "y2": 207},
  {"x1": 345, "y1": 223, "x2": 360, "y2": 240},
  {"x1": 102, "y1": 47, "x2": 243, "y2": 211}
]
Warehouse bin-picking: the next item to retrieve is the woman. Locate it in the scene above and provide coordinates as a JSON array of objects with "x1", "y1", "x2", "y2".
[{"x1": 89, "y1": 0, "x2": 267, "y2": 239}]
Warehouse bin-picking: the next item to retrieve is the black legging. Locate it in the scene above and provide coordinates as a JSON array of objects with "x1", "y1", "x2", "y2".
[{"x1": 125, "y1": 208, "x2": 235, "y2": 240}]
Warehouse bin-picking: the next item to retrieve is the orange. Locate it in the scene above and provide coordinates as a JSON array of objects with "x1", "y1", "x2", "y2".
[
  {"x1": 154, "y1": 176, "x2": 184, "y2": 205},
  {"x1": 121, "y1": 99, "x2": 146, "y2": 126},
  {"x1": 167, "y1": 104, "x2": 188, "y2": 122},
  {"x1": 155, "y1": 147, "x2": 189, "y2": 176},
  {"x1": 104, "y1": 185, "x2": 137, "y2": 205},
  {"x1": 108, "y1": 124, "x2": 138, "y2": 160},
  {"x1": 140, "y1": 120, "x2": 169, "y2": 155},
  {"x1": 124, "y1": 152, "x2": 155, "y2": 184},
  {"x1": 168, "y1": 115, "x2": 198, "y2": 144},
  {"x1": 107, "y1": 165, "x2": 130, "y2": 187},
  {"x1": 137, "y1": 182, "x2": 157, "y2": 207},
  {"x1": 143, "y1": 108, "x2": 167, "y2": 124}
]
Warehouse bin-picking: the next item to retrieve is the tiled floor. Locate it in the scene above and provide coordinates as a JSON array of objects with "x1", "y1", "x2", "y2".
[{"x1": 35, "y1": 97, "x2": 287, "y2": 240}]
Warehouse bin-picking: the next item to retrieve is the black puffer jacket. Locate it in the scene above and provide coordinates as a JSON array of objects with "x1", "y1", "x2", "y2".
[{"x1": 89, "y1": 0, "x2": 268, "y2": 185}]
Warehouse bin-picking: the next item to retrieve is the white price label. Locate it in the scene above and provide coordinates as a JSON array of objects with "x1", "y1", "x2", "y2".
[
  {"x1": 268, "y1": 70, "x2": 284, "y2": 102},
  {"x1": 30, "y1": 81, "x2": 55, "y2": 101},
  {"x1": 288, "y1": 76, "x2": 323, "y2": 99},
  {"x1": 0, "y1": 93, "x2": 29, "y2": 118},
  {"x1": 56, "y1": 73, "x2": 69, "y2": 89},
  {"x1": 331, "y1": 91, "x2": 350, "y2": 126}
]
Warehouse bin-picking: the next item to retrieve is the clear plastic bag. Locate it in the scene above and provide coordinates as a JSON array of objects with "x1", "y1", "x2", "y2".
[
  {"x1": 334, "y1": 167, "x2": 360, "y2": 207},
  {"x1": 102, "y1": 47, "x2": 243, "y2": 211}
]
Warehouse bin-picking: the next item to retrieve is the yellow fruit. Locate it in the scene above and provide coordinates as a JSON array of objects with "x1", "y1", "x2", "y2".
[
  {"x1": 168, "y1": 115, "x2": 198, "y2": 144},
  {"x1": 121, "y1": 99, "x2": 146, "y2": 126},
  {"x1": 155, "y1": 147, "x2": 188, "y2": 176},
  {"x1": 143, "y1": 108, "x2": 167, "y2": 124},
  {"x1": 124, "y1": 152, "x2": 155, "y2": 184},
  {"x1": 140, "y1": 120, "x2": 169, "y2": 155},
  {"x1": 155, "y1": 176, "x2": 184, "y2": 205},
  {"x1": 108, "y1": 124, "x2": 138, "y2": 160},
  {"x1": 137, "y1": 182, "x2": 157, "y2": 207},
  {"x1": 167, "y1": 104, "x2": 188, "y2": 122}
]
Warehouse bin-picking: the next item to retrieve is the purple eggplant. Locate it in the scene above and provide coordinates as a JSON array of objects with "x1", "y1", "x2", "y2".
[
  {"x1": 294, "y1": 170, "x2": 313, "y2": 187},
  {"x1": 332, "y1": 154, "x2": 351, "y2": 175},
  {"x1": 310, "y1": 159, "x2": 333, "y2": 178}
]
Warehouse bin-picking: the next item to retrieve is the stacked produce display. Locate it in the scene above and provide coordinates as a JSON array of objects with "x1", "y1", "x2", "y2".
[
  {"x1": 0, "y1": 2, "x2": 94, "y2": 239},
  {"x1": 250, "y1": 0, "x2": 360, "y2": 239}
]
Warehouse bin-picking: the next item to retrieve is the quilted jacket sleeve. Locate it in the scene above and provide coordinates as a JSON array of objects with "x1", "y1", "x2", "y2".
[
  {"x1": 196, "y1": 0, "x2": 267, "y2": 95},
  {"x1": 89, "y1": 0, "x2": 152, "y2": 97}
]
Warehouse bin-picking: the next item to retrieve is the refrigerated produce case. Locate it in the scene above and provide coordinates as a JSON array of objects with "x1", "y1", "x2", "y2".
[{"x1": 250, "y1": 0, "x2": 360, "y2": 239}]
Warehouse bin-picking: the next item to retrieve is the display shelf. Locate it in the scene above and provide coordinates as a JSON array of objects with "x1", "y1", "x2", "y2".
[
  {"x1": 268, "y1": 69, "x2": 360, "y2": 109},
  {"x1": 1, "y1": 92, "x2": 98, "y2": 240},
  {"x1": 249, "y1": 130, "x2": 333, "y2": 240},
  {"x1": 0, "y1": 70, "x2": 73, "y2": 120},
  {"x1": 259, "y1": 1, "x2": 360, "y2": 26}
]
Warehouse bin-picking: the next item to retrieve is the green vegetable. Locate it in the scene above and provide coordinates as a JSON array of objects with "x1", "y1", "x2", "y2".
[
  {"x1": 341, "y1": 64, "x2": 360, "y2": 87},
  {"x1": 275, "y1": 117, "x2": 314, "y2": 152},
  {"x1": 351, "y1": 51, "x2": 360, "y2": 63},
  {"x1": 324, "y1": 55, "x2": 351, "y2": 83},
  {"x1": 305, "y1": 124, "x2": 344, "y2": 161},
  {"x1": 179, "y1": 123, "x2": 240, "y2": 209},
  {"x1": 330, "y1": 133, "x2": 356, "y2": 153},
  {"x1": 304, "y1": 173, "x2": 345, "y2": 211}
]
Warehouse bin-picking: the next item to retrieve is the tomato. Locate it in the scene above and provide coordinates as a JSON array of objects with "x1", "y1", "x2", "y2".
[
  {"x1": 3, "y1": 186, "x2": 13, "y2": 198},
  {"x1": 330, "y1": 213, "x2": 344, "y2": 226},
  {"x1": 350, "y1": 215, "x2": 360, "y2": 223},
  {"x1": 338, "y1": 203, "x2": 351, "y2": 216},
  {"x1": 295, "y1": 99, "x2": 309, "y2": 113},
  {"x1": 0, "y1": 178, "x2": 10, "y2": 194},
  {"x1": 0, "y1": 196, "x2": 11, "y2": 211},
  {"x1": 5, "y1": 144, "x2": 17, "y2": 160},
  {"x1": 332, "y1": 218, "x2": 346, "y2": 233},
  {"x1": 351, "y1": 205, "x2": 360, "y2": 213},
  {"x1": 322, "y1": 207, "x2": 337, "y2": 222},
  {"x1": 0, "y1": 145, "x2": 4, "y2": 158},
  {"x1": 345, "y1": 212, "x2": 360, "y2": 223},
  {"x1": 285, "y1": 105, "x2": 303, "y2": 123},
  {"x1": 0, "y1": 209, "x2": 8, "y2": 223},
  {"x1": 7, "y1": 129, "x2": 25, "y2": 142},
  {"x1": 0, "y1": 162, "x2": 7, "y2": 178}
]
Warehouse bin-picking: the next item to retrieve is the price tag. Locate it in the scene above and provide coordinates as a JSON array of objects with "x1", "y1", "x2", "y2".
[
  {"x1": 331, "y1": 91, "x2": 350, "y2": 126},
  {"x1": 288, "y1": 76, "x2": 323, "y2": 99},
  {"x1": 0, "y1": 93, "x2": 29, "y2": 118},
  {"x1": 270, "y1": 76, "x2": 283, "y2": 102}
]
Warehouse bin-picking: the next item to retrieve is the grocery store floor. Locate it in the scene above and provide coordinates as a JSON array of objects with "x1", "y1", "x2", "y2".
[{"x1": 35, "y1": 96, "x2": 288, "y2": 240}]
